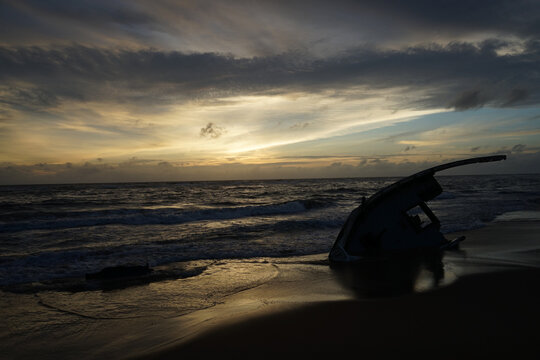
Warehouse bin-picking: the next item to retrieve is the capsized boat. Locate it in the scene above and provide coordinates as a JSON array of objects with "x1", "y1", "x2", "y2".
[{"x1": 329, "y1": 155, "x2": 506, "y2": 263}]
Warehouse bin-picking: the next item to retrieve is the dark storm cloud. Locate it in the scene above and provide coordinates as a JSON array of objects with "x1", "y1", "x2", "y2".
[
  {"x1": 1, "y1": 40, "x2": 539, "y2": 112},
  {"x1": 21, "y1": 0, "x2": 152, "y2": 25},
  {"x1": 3, "y1": 1, "x2": 540, "y2": 48},
  {"x1": 0, "y1": 87, "x2": 59, "y2": 111},
  {"x1": 450, "y1": 90, "x2": 486, "y2": 111},
  {"x1": 0, "y1": 0, "x2": 155, "y2": 45},
  {"x1": 357, "y1": 0, "x2": 540, "y2": 37},
  {"x1": 502, "y1": 88, "x2": 530, "y2": 106},
  {"x1": 2, "y1": 1, "x2": 540, "y2": 114}
]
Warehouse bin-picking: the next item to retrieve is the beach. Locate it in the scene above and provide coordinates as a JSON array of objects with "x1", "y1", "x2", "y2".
[
  {"x1": 2, "y1": 219, "x2": 540, "y2": 359},
  {"x1": 141, "y1": 221, "x2": 540, "y2": 359},
  {"x1": 153, "y1": 268, "x2": 540, "y2": 359},
  {"x1": 3, "y1": 1, "x2": 540, "y2": 358}
]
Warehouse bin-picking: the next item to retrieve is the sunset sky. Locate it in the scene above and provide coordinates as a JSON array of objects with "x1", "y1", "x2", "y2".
[{"x1": 1, "y1": 0, "x2": 540, "y2": 184}]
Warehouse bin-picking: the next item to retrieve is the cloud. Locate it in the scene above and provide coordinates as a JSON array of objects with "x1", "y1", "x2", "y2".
[
  {"x1": 289, "y1": 122, "x2": 311, "y2": 130},
  {"x1": 1, "y1": 1, "x2": 539, "y2": 182},
  {"x1": 2, "y1": 149, "x2": 540, "y2": 185},
  {"x1": 512, "y1": 144, "x2": 526, "y2": 153},
  {"x1": 3, "y1": 1, "x2": 540, "y2": 56},
  {"x1": 403, "y1": 145, "x2": 416, "y2": 152},
  {"x1": 200, "y1": 122, "x2": 224, "y2": 139},
  {"x1": 494, "y1": 143, "x2": 527, "y2": 155},
  {"x1": 449, "y1": 90, "x2": 485, "y2": 111},
  {"x1": 1, "y1": 40, "x2": 540, "y2": 114},
  {"x1": 501, "y1": 88, "x2": 530, "y2": 106},
  {"x1": 362, "y1": 0, "x2": 540, "y2": 38},
  {"x1": 0, "y1": 87, "x2": 59, "y2": 110}
]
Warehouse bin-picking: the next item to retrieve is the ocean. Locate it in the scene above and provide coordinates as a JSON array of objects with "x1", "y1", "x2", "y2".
[{"x1": 1, "y1": 174, "x2": 540, "y2": 289}]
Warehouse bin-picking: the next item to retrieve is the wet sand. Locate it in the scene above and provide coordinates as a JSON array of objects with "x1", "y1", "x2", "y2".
[
  {"x1": 142, "y1": 221, "x2": 540, "y2": 359},
  {"x1": 146, "y1": 268, "x2": 540, "y2": 359},
  {"x1": 2, "y1": 221, "x2": 540, "y2": 359}
]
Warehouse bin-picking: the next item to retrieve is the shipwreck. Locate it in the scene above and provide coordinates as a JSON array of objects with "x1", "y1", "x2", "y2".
[{"x1": 329, "y1": 155, "x2": 506, "y2": 263}]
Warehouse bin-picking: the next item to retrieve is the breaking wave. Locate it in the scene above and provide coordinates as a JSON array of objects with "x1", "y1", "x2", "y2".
[
  {"x1": 2, "y1": 175, "x2": 540, "y2": 288},
  {"x1": 0, "y1": 199, "x2": 333, "y2": 233}
]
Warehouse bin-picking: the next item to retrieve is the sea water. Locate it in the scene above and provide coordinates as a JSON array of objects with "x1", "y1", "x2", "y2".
[{"x1": 1, "y1": 175, "x2": 540, "y2": 288}]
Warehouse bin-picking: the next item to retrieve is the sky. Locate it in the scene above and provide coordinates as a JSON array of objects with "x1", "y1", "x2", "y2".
[{"x1": 1, "y1": 0, "x2": 540, "y2": 184}]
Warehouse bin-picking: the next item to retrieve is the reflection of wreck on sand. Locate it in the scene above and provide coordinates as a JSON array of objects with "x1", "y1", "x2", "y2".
[
  {"x1": 329, "y1": 155, "x2": 506, "y2": 263},
  {"x1": 332, "y1": 250, "x2": 446, "y2": 297}
]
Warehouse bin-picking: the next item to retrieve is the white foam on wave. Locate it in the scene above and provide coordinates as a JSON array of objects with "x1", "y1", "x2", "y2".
[
  {"x1": 0, "y1": 199, "x2": 331, "y2": 233},
  {"x1": 494, "y1": 211, "x2": 540, "y2": 222},
  {"x1": 434, "y1": 191, "x2": 457, "y2": 200},
  {"x1": 441, "y1": 219, "x2": 486, "y2": 234},
  {"x1": 3, "y1": 175, "x2": 540, "y2": 287}
]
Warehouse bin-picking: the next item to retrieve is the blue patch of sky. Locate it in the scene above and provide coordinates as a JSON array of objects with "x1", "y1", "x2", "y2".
[{"x1": 273, "y1": 107, "x2": 540, "y2": 157}]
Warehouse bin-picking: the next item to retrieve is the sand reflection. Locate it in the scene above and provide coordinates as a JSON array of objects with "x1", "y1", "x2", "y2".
[{"x1": 331, "y1": 250, "x2": 458, "y2": 297}]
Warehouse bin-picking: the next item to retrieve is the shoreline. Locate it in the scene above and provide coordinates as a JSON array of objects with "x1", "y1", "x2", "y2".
[
  {"x1": 2, "y1": 220, "x2": 540, "y2": 359},
  {"x1": 146, "y1": 268, "x2": 540, "y2": 359},
  {"x1": 140, "y1": 220, "x2": 540, "y2": 359}
]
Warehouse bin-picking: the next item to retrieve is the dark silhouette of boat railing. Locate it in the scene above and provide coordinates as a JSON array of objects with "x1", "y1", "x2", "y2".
[{"x1": 329, "y1": 155, "x2": 506, "y2": 263}]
